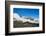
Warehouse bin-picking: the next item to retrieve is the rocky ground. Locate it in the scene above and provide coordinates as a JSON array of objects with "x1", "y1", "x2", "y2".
[{"x1": 13, "y1": 21, "x2": 39, "y2": 28}]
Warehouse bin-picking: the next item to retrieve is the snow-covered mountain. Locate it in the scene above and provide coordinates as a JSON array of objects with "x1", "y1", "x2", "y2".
[{"x1": 13, "y1": 13, "x2": 39, "y2": 23}]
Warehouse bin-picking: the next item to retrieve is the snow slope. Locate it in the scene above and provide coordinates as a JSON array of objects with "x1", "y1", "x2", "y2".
[{"x1": 13, "y1": 13, "x2": 39, "y2": 23}]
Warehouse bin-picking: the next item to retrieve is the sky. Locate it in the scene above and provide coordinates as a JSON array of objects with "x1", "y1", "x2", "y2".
[{"x1": 13, "y1": 8, "x2": 39, "y2": 19}]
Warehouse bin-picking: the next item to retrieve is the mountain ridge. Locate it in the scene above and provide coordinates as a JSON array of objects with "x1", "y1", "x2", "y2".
[{"x1": 13, "y1": 13, "x2": 39, "y2": 24}]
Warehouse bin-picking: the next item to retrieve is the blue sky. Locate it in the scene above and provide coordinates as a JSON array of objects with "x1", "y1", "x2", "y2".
[{"x1": 13, "y1": 8, "x2": 39, "y2": 19}]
